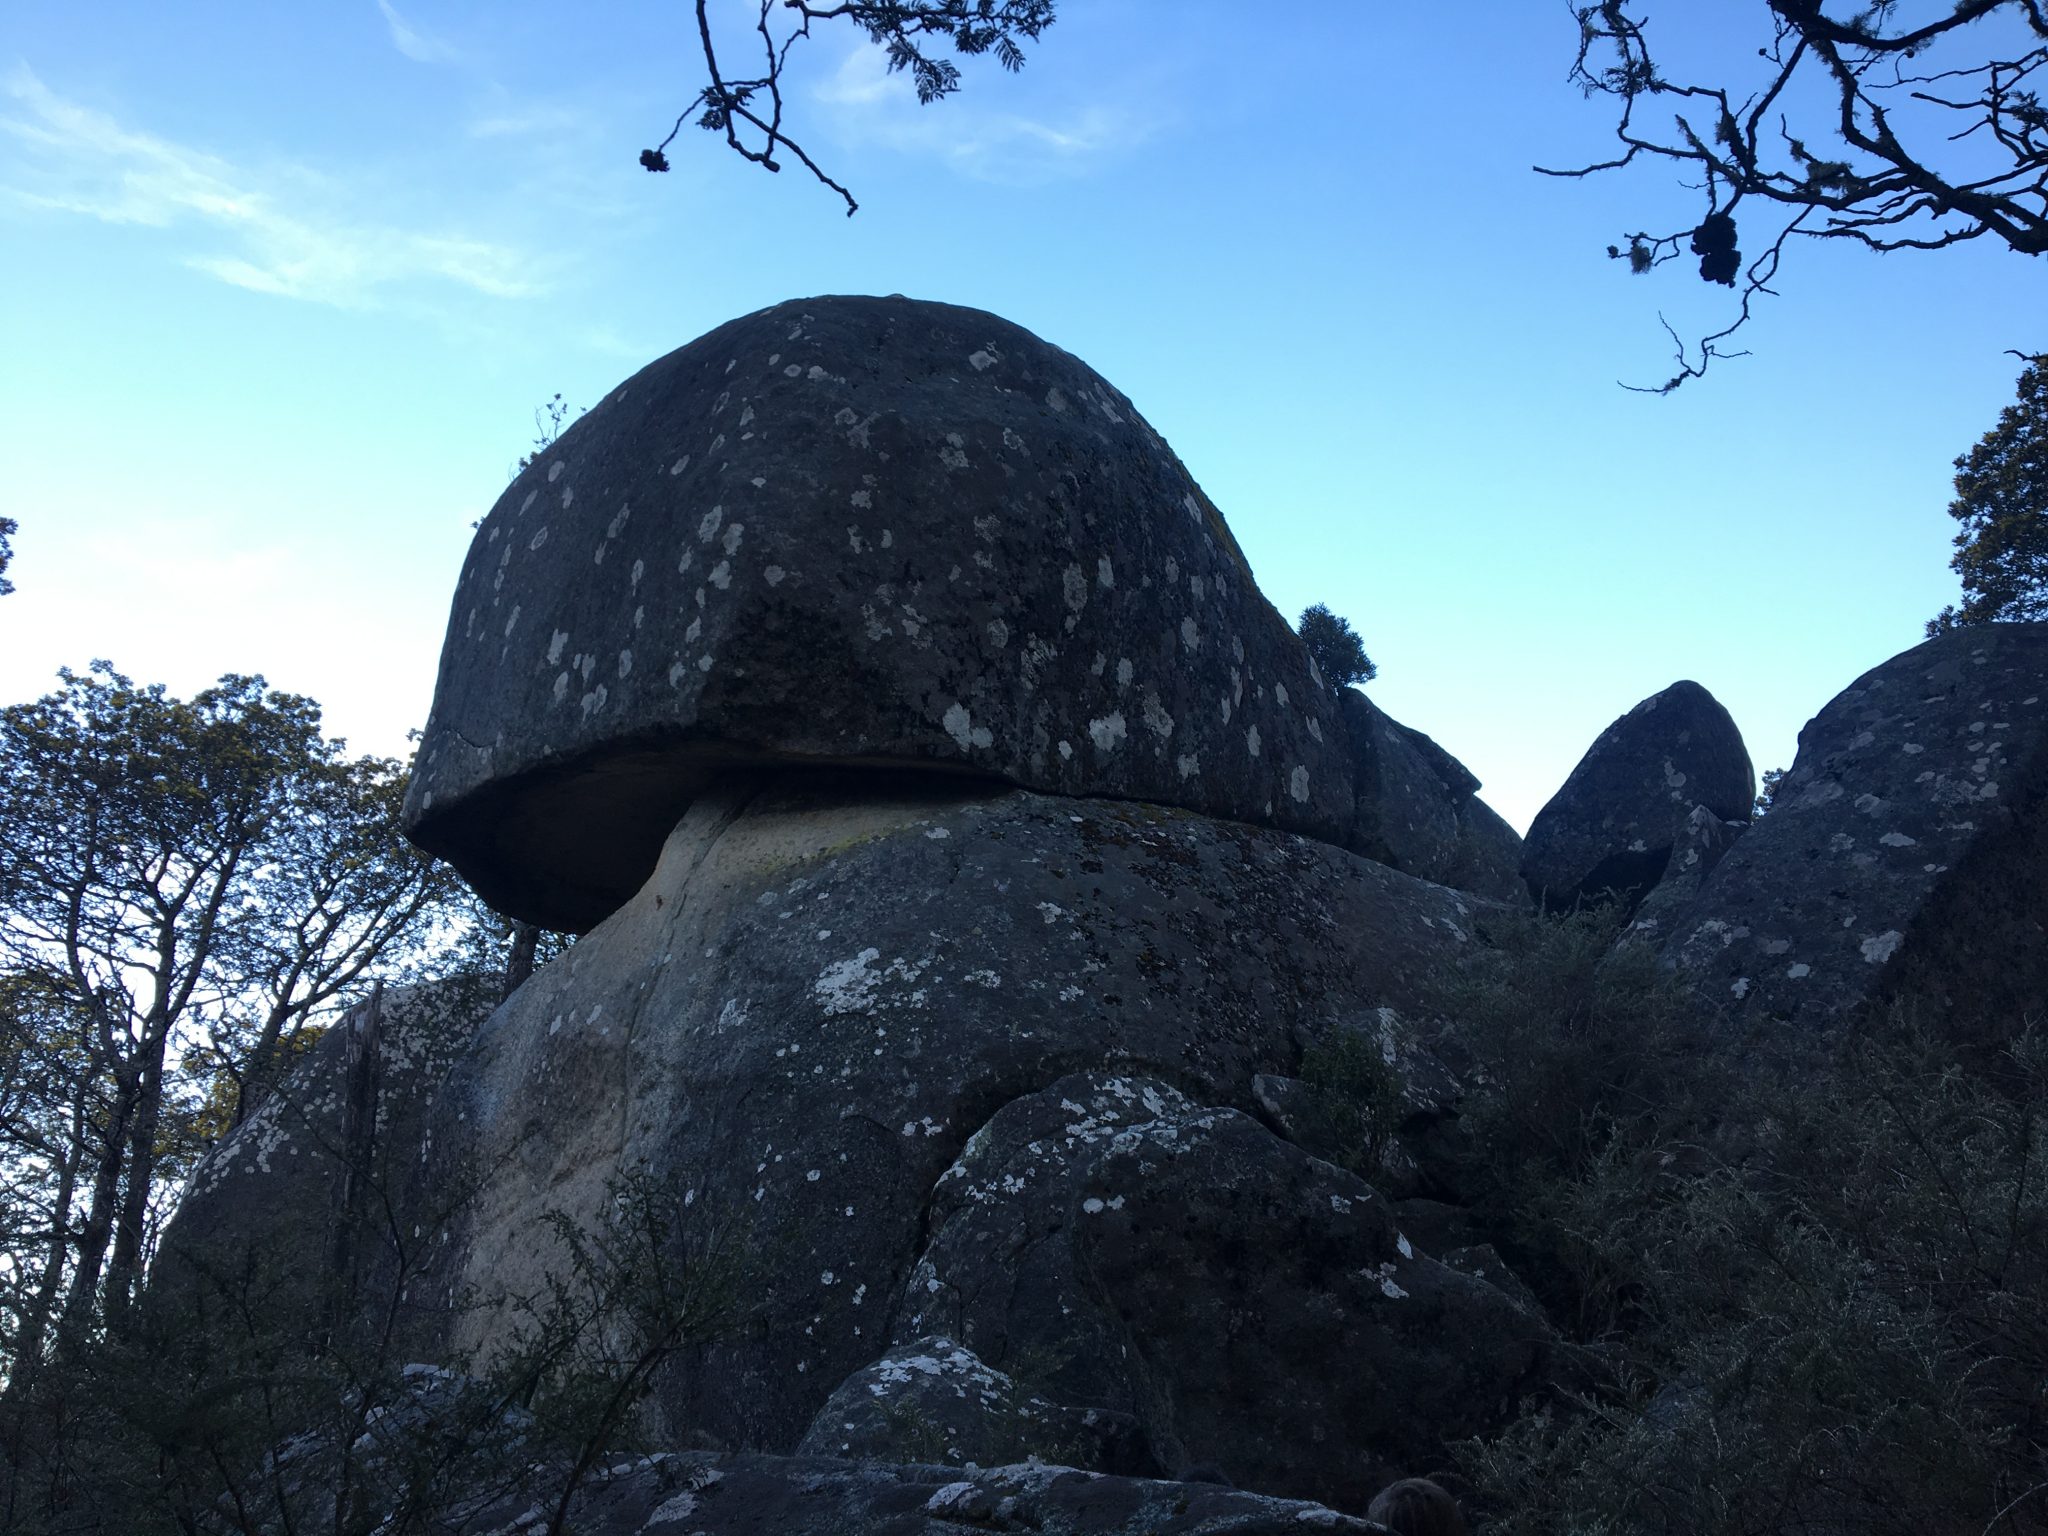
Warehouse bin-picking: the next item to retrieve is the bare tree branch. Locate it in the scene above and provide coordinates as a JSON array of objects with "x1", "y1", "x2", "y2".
[
  {"x1": 1543, "y1": 1, "x2": 2047, "y2": 390},
  {"x1": 643, "y1": 0, "x2": 1057, "y2": 214}
]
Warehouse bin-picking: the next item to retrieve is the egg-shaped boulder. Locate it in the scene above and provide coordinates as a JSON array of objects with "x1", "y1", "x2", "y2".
[{"x1": 403, "y1": 296, "x2": 1356, "y2": 930}]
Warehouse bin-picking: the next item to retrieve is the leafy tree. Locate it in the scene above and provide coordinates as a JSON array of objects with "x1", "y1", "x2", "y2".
[
  {"x1": 1930, "y1": 351, "x2": 2048, "y2": 632},
  {"x1": 641, "y1": 0, "x2": 1058, "y2": 213},
  {"x1": 0, "y1": 517, "x2": 14, "y2": 596},
  {"x1": 1297, "y1": 602, "x2": 1377, "y2": 687},
  {"x1": 1549, "y1": 3, "x2": 2048, "y2": 391},
  {"x1": 0, "y1": 664, "x2": 458, "y2": 1369},
  {"x1": 1752, "y1": 764, "x2": 1785, "y2": 816}
]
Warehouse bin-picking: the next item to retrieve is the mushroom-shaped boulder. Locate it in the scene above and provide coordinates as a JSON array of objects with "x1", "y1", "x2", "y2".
[
  {"x1": 1521, "y1": 679, "x2": 1754, "y2": 914},
  {"x1": 404, "y1": 295, "x2": 1356, "y2": 930}
]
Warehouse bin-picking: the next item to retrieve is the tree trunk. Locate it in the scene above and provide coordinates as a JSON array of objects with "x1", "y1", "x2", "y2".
[
  {"x1": 100, "y1": 1028, "x2": 169, "y2": 1337},
  {"x1": 11, "y1": 1117, "x2": 85, "y2": 1383},
  {"x1": 52, "y1": 1083, "x2": 132, "y2": 1353},
  {"x1": 503, "y1": 921, "x2": 540, "y2": 999}
]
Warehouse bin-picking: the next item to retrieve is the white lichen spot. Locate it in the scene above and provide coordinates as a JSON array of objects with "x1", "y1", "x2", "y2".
[
  {"x1": 987, "y1": 619, "x2": 1009, "y2": 650},
  {"x1": 1116, "y1": 658, "x2": 1134, "y2": 690},
  {"x1": 1177, "y1": 752, "x2": 1199, "y2": 779},
  {"x1": 1787, "y1": 962, "x2": 1812, "y2": 979},
  {"x1": 1046, "y1": 385, "x2": 1068, "y2": 412},
  {"x1": 1063, "y1": 564, "x2": 1088, "y2": 614},
  {"x1": 529, "y1": 526, "x2": 549, "y2": 551},
  {"x1": 942, "y1": 703, "x2": 975, "y2": 751},
  {"x1": 765, "y1": 564, "x2": 786, "y2": 585},
  {"x1": 1878, "y1": 831, "x2": 1917, "y2": 847},
  {"x1": 698, "y1": 507, "x2": 723, "y2": 542},
  {"x1": 1140, "y1": 690, "x2": 1173, "y2": 740},
  {"x1": 1290, "y1": 765, "x2": 1310, "y2": 802},
  {"x1": 851, "y1": 489, "x2": 872, "y2": 510},
  {"x1": 710, "y1": 561, "x2": 732, "y2": 590},
  {"x1": 1861, "y1": 930, "x2": 1904, "y2": 964},
  {"x1": 560, "y1": 485, "x2": 574, "y2": 509},
  {"x1": 1180, "y1": 617, "x2": 1200, "y2": 652},
  {"x1": 1097, "y1": 556, "x2": 1114, "y2": 589},
  {"x1": 1307, "y1": 716, "x2": 1324, "y2": 743},
  {"x1": 617, "y1": 649, "x2": 632, "y2": 678},
  {"x1": 547, "y1": 461, "x2": 564, "y2": 483},
  {"x1": 553, "y1": 671, "x2": 570, "y2": 702},
  {"x1": 722, "y1": 522, "x2": 745, "y2": 555},
  {"x1": 814, "y1": 949, "x2": 883, "y2": 1015},
  {"x1": 1088, "y1": 713, "x2": 1128, "y2": 752},
  {"x1": 1247, "y1": 725, "x2": 1262, "y2": 757},
  {"x1": 968, "y1": 348, "x2": 999, "y2": 371},
  {"x1": 1057, "y1": 739, "x2": 1074, "y2": 761},
  {"x1": 503, "y1": 605, "x2": 521, "y2": 637},
  {"x1": 669, "y1": 456, "x2": 690, "y2": 476}
]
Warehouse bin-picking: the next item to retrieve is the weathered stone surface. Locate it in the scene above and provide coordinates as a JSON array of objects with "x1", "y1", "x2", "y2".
[
  {"x1": 1662, "y1": 624, "x2": 2048, "y2": 1032},
  {"x1": 893, "y1": 1071, "x2": 1550, "y2": 1511},
  {"x1": 1521, "y1": 680, "x2": 1754, "y2": 913},
  {"x1": 318, "y1": 1443, "x2": 1395, "y2": 1535},
  {"x1": 1620, "y1": 803, "x2": 1748, "y2": 949},
  {"x1": 155, "y1": 979, "x2": 496, "y2": 1336},
  {"x1": 795, "y1": 1336, "x2": 1148, "y2": 1474},
  {"x1": 407, "y1": 771, "x2": 1496, "y2": 1460},
  {"x1": 404, "y1": 295, "x2": 1360, "y2": 931},
  {"x1": 1338, "y1": 690, "x2": 1525, "y2": 903}
]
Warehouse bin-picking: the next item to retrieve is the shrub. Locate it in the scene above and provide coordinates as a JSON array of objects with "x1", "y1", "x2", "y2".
[{"x1": 1297, "y1": 603, "x2": 1376, "y2": 686}]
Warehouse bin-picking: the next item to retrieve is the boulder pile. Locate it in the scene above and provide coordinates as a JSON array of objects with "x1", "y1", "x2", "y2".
[{"x1": 161, "y1": 297, "x2": 2048, "y2": 1531}]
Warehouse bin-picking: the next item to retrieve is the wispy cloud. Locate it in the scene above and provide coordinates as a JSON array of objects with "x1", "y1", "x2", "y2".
[
  {"x1": 0, "y1": 66, "x2": 543, "y2": 306},
  {"x1": 814, "y1": 42, "x2": 1155, "y2": 184},
  {"x1": 376, "y1": 0, "x2": 462, "y2": 66}
]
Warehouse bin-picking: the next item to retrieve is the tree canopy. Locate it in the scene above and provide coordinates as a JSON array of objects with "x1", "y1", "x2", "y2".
[
  {"x1": 0, "y1": 665, "x2": 459, "y2": 1369},
  {"x1": 1929, "y1": 350, "x2": 2048, "y2": 632},
  {"x1": 1547, "y1": 2, "x2": 2048, "y2": 391},
  {"x1": 641, "y1": 0, "x2": 1058, "y2": 213},
  {"x1": 0, "y1": 516, "x2": 15, "y2": 597},
  {"x1": 1297, "y1": 603, "x2": 1377, "y2": 688}
]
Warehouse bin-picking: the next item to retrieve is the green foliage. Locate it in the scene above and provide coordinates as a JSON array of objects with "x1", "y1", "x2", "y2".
[
  {"x1": 0, "y1": 515, "x2": 14, "y2": 596},
  {"x1": 1296, "y1": 602, "x2": 1377, "y2": 687},
  {"x1": 0, "y1": 663, "x2": 461, "y2": 1375},
  {"x1": 1443, "y1": 905, "x2": 2048, "y2": 1534},
  {"x1": 1752, "y1": 764, "x2": 1785, "y2": 817},
  {"x1": 1297, "y1": 1022, "x2": 1405, "y2": 1186},
  {"x1": 1929, "y1": 352, "x2": 2048, "y2": 634},
  {"x1": 0, "y1": 1167, "x2": 761, "y2": 1534}
]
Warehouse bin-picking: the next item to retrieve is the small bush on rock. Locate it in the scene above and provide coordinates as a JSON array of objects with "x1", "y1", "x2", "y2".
[{"x1": 1297, "y1": 603, "x2": 1376, "y2": 686}]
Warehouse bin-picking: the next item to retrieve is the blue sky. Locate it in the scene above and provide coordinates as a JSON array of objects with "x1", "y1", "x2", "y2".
[{"x1": 2, "y1": 2, "x2": 2038, "y2": 834}]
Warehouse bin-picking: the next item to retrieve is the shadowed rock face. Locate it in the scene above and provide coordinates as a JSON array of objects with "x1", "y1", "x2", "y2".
[
  {"x1": 393, "y1": 771, "x2": 1499, "y2": 1458},
  {"x1": 403, "y1": 295, "x2": 1359, "y2": 931},
  {"x1": 1664, "y1": 623, "x2": 2048, "y2": 1033},
  {"x1": 1521, "y1": 679, "x2": 1753, "y2": 914}
]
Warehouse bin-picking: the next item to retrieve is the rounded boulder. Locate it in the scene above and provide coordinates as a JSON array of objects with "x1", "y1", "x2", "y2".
[{"x1": 403, "y1": 295, "x2": 1354, "y2": 930}]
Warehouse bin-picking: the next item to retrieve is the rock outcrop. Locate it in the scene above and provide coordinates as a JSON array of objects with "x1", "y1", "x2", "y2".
[
  {"x1": 1339, "y1": 691, "x2": 1526, "y2": 902},
  {"x1": 404, "y1": 296, "x2": 1368, "y2": 931},
  {"x1": 1521, "y1": 680, "x2": 1753, "y2": 914},
  {"x1": 157, "y1": 979, "x2": 498, "y2": 1332},
  {"x1": 409, "y1": 772, "x2": 1514, "y2": 1463},
  {"x1": 894, "y1": 1071, "x2": 1547, "y2": 1510},
  {"x1": 1663, "y1": 623, "x2": 2048, "y2": 1033}
]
